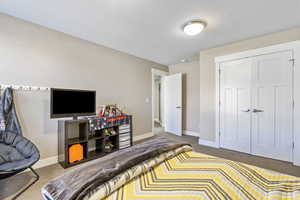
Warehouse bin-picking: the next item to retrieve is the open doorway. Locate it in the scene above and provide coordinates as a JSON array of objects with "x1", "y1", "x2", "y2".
[
  {"x1": 153, "y1": 75, "x2": 164, "y2": 134},
  {"x1": 152, "y1": 68, "x2": 182, "y2": 136},
  {"x1": 164, "y1": 73, "x2": 182, "y2": 136},
  {"x1": 152, "y1": 69, "x2": 168, "y2": 135}
]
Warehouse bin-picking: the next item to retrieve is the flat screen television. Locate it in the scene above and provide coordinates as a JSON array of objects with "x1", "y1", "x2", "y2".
[{"x1": 50, "y1": 88, "x2": 96, "y2": 119}]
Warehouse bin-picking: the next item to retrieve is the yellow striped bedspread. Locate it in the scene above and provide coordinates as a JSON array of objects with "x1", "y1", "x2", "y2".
[{"x1": 102, "y1": 151, "x2": 300, "y2": 200}]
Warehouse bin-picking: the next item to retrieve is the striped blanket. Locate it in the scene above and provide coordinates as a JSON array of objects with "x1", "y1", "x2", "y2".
[
  {"x1": 43, "y1": 137, "x2": 300, "y2": 200},
  {"x1": 100, "y1": 151, "x2": 300, "y2": 200}
]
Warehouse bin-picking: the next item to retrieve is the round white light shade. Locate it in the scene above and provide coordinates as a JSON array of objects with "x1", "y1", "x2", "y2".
[{"x1": 183, "y1": 21, "x2": 205, "y2": 36}]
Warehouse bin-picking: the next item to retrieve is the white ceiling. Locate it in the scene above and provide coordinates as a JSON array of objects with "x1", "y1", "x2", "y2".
[{"x1": 1, "y1": 0, "x2": 300, "y2": 65}]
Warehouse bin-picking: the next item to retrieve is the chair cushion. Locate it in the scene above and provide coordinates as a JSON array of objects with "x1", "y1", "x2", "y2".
[
  {"x1": 0, "y1": 131, "x2": 40, "y2": 172},
  {"x1": 0, "y1": 143, "x2": 25, "y2": 164}
]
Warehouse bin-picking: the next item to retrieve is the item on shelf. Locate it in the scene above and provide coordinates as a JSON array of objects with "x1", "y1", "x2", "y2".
[
  {"x1": 110, "y1": 128, "x2": 117, "y2": 136},
  {"x1": 104, "y1": 129, "x2": 110, "y2": 136},
  {"x1": 98, "y1": 104, "x2": 124, "y2": 117},
  {"x1": 88, "y1": 118, "x2": 101, "y2": 131},
  {"x1": 119, "y1": 139, "x2": 131, "y2": 149},
  {"x1": 104, "y1": 141, "x2": 114, "y2": 153},
  {"x1": 88, "y1": 114, "x2": 131, "y2": 131},
  {"x1": 119, "y1": 128, "x2": 130, "y2": 134},
  {"x1": 102, "y1": 128, "x2": 117, "y2": 137},
  {"x1": 119, "y1": 124, "x2": 130, "y2": 130},
  {"x1": 89, "y1": 130, "x2": 95, "y2": 138},
  {"x1": 120, "y1": 135, "x2": 130, "y2": 142},
  {"x1": 69, "y1": 144, "x2": 84, "y2": 163}
]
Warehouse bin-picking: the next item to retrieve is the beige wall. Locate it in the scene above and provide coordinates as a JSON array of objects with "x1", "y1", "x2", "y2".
[
  {"x1": 0, "y1": 14, "x2": 167, "y2": 159},
  {"x1": 199, "y1": 27, "x2": 300, "y2": 141},
  {"x1": 169, "y1": 61, "x2": 200, "y2": 133}
]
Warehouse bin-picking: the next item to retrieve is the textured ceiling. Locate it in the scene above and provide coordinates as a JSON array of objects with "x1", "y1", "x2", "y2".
[{"x1": 1, "y1": 0, "x2": 300, "y2": 65}]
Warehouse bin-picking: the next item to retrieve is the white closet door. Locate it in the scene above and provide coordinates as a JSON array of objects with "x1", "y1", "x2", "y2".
[
  {"x1": 220, "y1": 59, "x2": 252, "y2": 154},
  {"x1": 252, "y1": 51, "x2": 293, "y2": 162}
]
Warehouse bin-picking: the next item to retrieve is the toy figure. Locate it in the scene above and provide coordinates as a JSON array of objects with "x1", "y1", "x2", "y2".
[
  {"x1": 98, "y1": 104, "x2": 125, "y2": 117},
  {"x1": 104, "y1": 141, "x2": 114, "y2": 153},
  {"x1": 110, "y1": 128, "x2": 116, "y2": 135},
  {"x1": 104, "y1": 129, "x2": 110, "y2": 136}
]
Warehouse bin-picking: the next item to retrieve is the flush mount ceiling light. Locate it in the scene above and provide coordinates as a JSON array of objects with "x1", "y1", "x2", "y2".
[
  {"x1": 180, "y1": 58, "x2": 188, "y2": 63},
  {"x1": 183, "y1": 20, "x2": 206, "y2": 36}
]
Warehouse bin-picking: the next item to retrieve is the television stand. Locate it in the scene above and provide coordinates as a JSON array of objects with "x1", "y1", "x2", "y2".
[
  {"x1": 72, "y1": 116, "x2": 79, "y2": 120},
  {"x1": 57, "y1": 115, "x2": 132, "y2": 168}
]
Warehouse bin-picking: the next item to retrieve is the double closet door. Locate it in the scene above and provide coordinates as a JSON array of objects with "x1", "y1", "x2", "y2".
[{"x1": 219, "y1": 51, "x2": 294, "y2": 162}]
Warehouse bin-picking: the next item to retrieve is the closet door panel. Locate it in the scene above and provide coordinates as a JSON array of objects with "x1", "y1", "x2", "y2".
[
  {"x1": 251, "y1": 51, "x2": 293, "y2": 162},
  {"x1": 220, "y1": 59, "x2": 252, "y2": 154}
]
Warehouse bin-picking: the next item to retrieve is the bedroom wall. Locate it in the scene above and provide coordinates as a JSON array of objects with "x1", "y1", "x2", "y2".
[
  {"x1": 199, "y1": 27, "x2": 300, "y2": 142},
  {"x1": 169, "y1": 60, "x2": 200, "y2": 134},
  {"x1": 0, "y1": 13, "x2": 168, "y2": 160}
]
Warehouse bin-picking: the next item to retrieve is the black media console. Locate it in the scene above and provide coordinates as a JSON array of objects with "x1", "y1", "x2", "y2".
[{"x1": 58, "y1": 115, "x2": 132, "y2": 168}]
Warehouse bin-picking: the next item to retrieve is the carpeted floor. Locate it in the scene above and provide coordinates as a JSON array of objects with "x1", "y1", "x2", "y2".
[{"x1": 1, "y1": 132, "x2": 300, "y2": 200}]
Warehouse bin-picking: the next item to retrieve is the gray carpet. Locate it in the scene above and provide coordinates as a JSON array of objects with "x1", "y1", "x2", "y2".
[{"x1": 1, "y1": 132, "x2": 300, "y2": 200}]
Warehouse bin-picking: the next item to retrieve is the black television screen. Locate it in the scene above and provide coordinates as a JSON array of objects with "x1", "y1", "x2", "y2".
[{"x1": 51, "y1": 88, "x2": 96, "y2": 118}]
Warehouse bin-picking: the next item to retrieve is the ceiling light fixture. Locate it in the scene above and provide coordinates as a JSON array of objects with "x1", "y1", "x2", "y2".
[
  {"x1": 183, "y1": 20, "x2": 206, "y2": 36},
  {"x1": 180, "y1": 59, "x2": 187, "y2": 63}
]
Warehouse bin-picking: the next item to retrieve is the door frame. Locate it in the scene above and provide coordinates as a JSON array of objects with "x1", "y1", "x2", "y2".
[
  {"x1": 215, "y1": 40, "x2": 300, "y2": 165},
  {"x1": 151, "y1": 68, "x2": 169, "y2": 134}
]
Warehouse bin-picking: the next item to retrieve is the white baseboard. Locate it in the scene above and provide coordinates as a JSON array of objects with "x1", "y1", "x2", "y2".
[
  {"x1": 133, "y1": 132, "x2": 154, "y2": 142},
  {"x1": 33, "y1": 155, "x2": 58, "y2": 169},
  {"x1": 27, "y1": 132, "x2": 154, "y2": 170},
  {"x1": 198, "y1": 138, "x2": 219, "y2": 148},
  {"x1": 183, "y1": 130, "x2": 199, "y2": 137},
  {"x1": 21, "y1": 155, "x2": 58, "y2": 172},
  {"x1": 154, "y1": 118, "x2": 160, "y2": 123}
]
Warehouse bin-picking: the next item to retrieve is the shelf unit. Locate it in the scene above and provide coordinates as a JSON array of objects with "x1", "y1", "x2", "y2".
[{"x1": 58, "y1": 116, "x2": 132, "y2": 168}]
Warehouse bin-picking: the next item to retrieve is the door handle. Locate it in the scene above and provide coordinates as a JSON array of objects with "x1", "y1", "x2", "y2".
[
  {"x1": 241, "y1": 109, "x2": 251, "y2": 112},
  {"x1": 176, "y1": 106, "x2": 181, "y2": 109},
  {"x1": 253, "y1": 109, "x2": 264, "y2": 113}
]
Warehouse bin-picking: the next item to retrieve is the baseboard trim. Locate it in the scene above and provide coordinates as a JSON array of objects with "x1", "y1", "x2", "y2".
[
  {"x1": 28, "y1": 133, "x2": 154, "y2": 170},
  {"x1": 183, "y1": 130, "x2": 199, "y2": 137},
  {"x1": 21, "y1": 155, "x2": 58, "y2": 172},
  {"x1": 198, "y1": 138, "x2": 219, "y2": 148},
  {"x1": 133, "y1": 132, "x2": 154, "y2": 142},
  {"x1": 33, "y1": 155, "x2": 58, "y2": 169},
  {"x1": 154, "y1": 118, "x2": 160, "y2": 123}
]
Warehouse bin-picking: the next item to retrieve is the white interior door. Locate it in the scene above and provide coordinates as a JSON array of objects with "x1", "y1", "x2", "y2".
[
  {"x1": 164, "y1": 73, "x2": 182, "y2": 136},
  {"x1": 252, "y1": 51, "x2": 293, "y2": 162},
  {"x1": 220, "y1": 59, "x2": 252, "y2": 153}
]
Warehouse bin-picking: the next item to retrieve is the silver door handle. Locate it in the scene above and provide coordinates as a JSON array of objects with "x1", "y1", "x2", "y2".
[
  {"x1": 241, "y1": 109, "x2": 251, "y2": 112},
  {"x1": 176, "y1": 106, "x2": 181, "y2": 109},
  {"x1": 253, "y1": 109, "x2": 264, "y2": 113}
]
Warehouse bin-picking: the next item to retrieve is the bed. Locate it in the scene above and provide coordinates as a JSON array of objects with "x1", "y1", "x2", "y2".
[{"x1": 42, "y1": 137, "x2": 300, "y2": 200}]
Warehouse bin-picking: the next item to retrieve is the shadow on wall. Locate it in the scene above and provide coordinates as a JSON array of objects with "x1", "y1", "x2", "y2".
[
  {"x1": 14, "y1": 92, "x2": 57, "y2": 134},
  {"x1": 12, "y1": 92, "x2": 58, "y2": 159},
  {"x1": 43, "y1": 99, "x2": 57, "y2": 134}
]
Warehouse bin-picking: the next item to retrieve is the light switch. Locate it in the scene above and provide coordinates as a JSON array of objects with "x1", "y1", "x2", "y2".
[{"x1": 145, "y1": 97, "x2": 150, "y2": 103}]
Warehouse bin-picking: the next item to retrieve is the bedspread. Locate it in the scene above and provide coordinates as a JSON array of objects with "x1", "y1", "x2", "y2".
[
  {"x1": 103, "y1": 151, "x2": 300, "y2": 200},
  {"x1": 41, "y1": 137, "x2": 191, "y2": 200}
]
